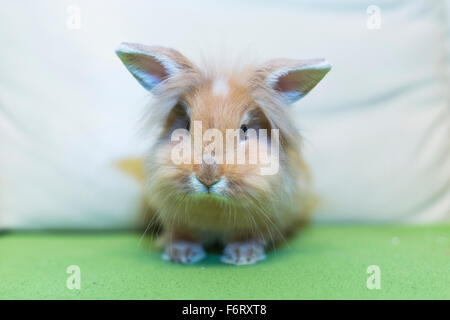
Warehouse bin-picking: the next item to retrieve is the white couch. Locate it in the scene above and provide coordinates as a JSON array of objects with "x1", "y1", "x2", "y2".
[{"x1": 0, "y1": 0, "x2": 448, "y2": 228}]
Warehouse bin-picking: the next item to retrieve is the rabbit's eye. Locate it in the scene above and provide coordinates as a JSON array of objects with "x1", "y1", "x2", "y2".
[{"x1": 239, "y1": 124, "x2": 248, "y2": 141}]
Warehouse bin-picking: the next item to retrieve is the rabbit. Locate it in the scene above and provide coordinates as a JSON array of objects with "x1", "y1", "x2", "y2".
[{"x1": 116, "y1": 42, "x2": 331, "y2": 265}]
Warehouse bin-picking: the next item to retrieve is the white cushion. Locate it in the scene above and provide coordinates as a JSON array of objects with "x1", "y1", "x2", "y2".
[{"x1": 0, "y1": 0, "x2": 448, "y2": 228}]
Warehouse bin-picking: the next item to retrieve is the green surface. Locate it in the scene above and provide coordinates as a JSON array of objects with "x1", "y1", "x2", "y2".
[{"x1": 0, "y1": 225, "x2": 449, "y2": 299}]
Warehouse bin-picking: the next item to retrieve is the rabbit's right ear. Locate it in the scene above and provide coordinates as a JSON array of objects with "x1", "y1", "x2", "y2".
[{"x1": 116, "y1": 42, "x2": 195, "y2": 92}]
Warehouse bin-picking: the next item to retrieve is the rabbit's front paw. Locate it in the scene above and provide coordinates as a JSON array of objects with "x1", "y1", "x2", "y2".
[
  {"x1": 221, "y1": 240, "x2": 266, "y2": 265},
  {"x1": 163, "y1": 241, "x2": 206, "y2": 264}
]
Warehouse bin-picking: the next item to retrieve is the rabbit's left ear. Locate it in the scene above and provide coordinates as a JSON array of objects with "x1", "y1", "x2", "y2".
[
  {"x1": 262, "y1": 58, "x2": 331, "y2": 104},
  {"x1": 115, "y1": 42, "x2": 195, "y2": 92}
]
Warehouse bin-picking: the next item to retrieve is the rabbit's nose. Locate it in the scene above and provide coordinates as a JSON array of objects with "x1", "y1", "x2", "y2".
[
  {"x1": 196, "y1": 162, "x2": 220, "y2": 189},
  {"x1": 196, "y1": 175, "x2": 220, "y2": 189}
]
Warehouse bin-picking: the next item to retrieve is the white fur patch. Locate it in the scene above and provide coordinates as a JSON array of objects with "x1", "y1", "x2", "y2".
[
  {"x1": 210, "y1": 177, "x2": 228, "y2": 195},
  {"x1": 163, "y1": 241, "x2": 206, "y2": 264},
  {"x1": 211, "y1": 77, "x2": 229, "y2": 96},
  {"x1": 221, "y1": 240, "x2": 266, "y2": 265},
  {"x1": 189, "y1": 173, "x2": 208, "y2": 193}
]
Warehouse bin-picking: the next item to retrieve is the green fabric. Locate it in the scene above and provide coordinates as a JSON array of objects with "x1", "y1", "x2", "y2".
[{"x1": 0, "y1": 225, "x2": 448, "y2": 299}]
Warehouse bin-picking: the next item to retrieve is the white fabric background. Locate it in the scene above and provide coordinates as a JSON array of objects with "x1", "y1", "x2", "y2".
[{"x1": 0, "y1": 0, "x2": 448, "y2": 228}]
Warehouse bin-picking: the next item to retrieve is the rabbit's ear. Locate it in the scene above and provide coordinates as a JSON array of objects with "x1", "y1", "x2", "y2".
[
  {"x1": 261, "y1": 58, "x2": 331, "y2": 104},
  {"x1": 116, "y1": 42, "x2": 194, "y2": 91}
]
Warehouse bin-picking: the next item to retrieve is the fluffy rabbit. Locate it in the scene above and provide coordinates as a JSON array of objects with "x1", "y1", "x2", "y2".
[{"x1": 116, "y1": 42, "x2": 331, "y2": 265}]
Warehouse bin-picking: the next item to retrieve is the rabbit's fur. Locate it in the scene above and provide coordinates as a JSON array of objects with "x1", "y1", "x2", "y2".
[{"x1": 116, "y1": 43, "x2": 330, "y2": 265}]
